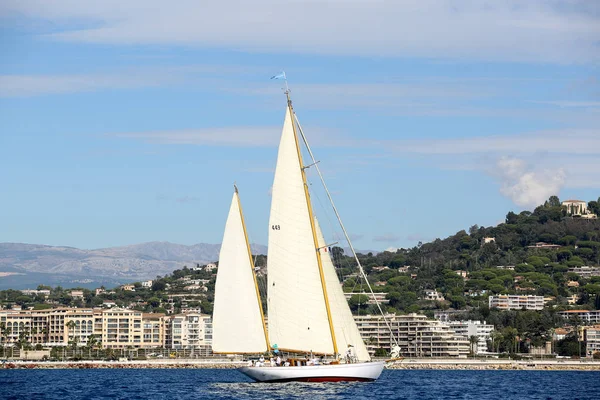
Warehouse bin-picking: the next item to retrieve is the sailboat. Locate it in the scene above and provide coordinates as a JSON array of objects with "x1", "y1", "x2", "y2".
[{"x1": 212, "y1": 90, "x2": 385, "y2": 382}]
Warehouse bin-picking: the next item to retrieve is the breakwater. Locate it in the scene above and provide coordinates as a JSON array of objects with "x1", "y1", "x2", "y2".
[{"x1": 3, "y1": 359, "x2": 600, "y2": 371}]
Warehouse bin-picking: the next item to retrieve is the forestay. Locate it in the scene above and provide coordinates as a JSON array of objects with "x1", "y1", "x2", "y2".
[{"x1": 212, "y1": 191, "x2": 267, "y2": 353}]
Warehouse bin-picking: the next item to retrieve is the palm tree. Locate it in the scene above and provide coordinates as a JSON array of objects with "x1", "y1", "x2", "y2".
[
  {"x1": 469, "y1": 335, "x2": 479, "y2": 357},
  {"x1": 86, "y1": 334, "x2": 99, "y2": 359},
  {"x1": 65, "y1": 320, "x2": 77, "y2": 358},
  {"x1": 490, "y1": 330, "x2": 503, "y2": 353},
  {"x1": 0, "y1": 323, "x2": 11, "y2": 357}
]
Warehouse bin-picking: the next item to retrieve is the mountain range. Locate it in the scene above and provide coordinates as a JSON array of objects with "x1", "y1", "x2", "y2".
[{"x1": 0, "y1": 241, "x2": 267, "y2": 290}]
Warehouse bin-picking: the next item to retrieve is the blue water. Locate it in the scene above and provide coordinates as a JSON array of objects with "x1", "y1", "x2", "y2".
[{"x1": 1, "y1": 369, "x2": 599, "y2": 399}]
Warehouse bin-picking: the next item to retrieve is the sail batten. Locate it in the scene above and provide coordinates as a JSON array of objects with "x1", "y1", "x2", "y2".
[{"x1": 212, "y1": 191, "x2": 268, "y2": 354}]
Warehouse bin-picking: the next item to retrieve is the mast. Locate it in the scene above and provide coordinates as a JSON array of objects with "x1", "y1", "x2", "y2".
[
  {"x1": 235, "y1": 184, "x2": 270, "y2": 351},
  {"x1": 285, "y1": 91, "x2": 339, "y2": 357}
]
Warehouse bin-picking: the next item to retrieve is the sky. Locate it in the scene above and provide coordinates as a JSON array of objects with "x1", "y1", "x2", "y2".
[{"x1": 1, "y1": 1, "x2": 599, "y2": 251}]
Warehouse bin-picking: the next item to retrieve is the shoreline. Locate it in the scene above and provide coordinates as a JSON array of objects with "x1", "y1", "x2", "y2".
[{"x1": 2, "y1": 359, "x2": 600, "y2": 371}]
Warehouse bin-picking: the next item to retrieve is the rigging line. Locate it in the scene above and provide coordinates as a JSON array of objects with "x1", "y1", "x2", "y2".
[{"x1": 293, "y1": 113, "x2": 399, "y2": 347}]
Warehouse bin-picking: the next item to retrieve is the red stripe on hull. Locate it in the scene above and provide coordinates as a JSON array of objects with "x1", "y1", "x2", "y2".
[{"x1": 258, "y1": 376, "x2": 374, "y2": 383}]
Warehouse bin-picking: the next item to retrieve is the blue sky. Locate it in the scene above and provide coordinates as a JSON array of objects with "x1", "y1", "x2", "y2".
[{"x1": 1, "y1": 1, "x2": 599, "y2": 251}]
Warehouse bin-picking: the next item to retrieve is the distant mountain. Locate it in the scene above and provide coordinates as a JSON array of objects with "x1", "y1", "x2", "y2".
[{"x1": 0, "y1": 241, "x2": 267, "y2": 290}]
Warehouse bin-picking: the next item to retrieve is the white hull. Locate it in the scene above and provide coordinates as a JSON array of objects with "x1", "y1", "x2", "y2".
[{"x1": 239, "y1": 361, "x2": 385, "y2": 382}]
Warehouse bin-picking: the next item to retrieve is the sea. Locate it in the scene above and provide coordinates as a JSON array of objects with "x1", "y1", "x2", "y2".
[{"x1": 1, "y1": 369, "x2": 599, "y2": 400}]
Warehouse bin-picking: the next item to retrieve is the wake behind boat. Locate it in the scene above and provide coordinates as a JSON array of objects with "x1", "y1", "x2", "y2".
[{"x1": 212, "y1": 81, "x2": 387, "y2": 382}]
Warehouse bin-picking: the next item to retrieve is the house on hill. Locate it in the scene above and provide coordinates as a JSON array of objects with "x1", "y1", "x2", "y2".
[{"x1": 562, "y1": 199, "x2": 597, "y2": 219}]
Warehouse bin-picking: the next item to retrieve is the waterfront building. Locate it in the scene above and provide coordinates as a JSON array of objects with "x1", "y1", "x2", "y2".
[
  {"x1": 488, "y1": 295, "x2": 545, "y2": 310},
  {"x1": 101, "y1": 308, "x2": 165, "y2": 349},
  {"x1": 0, "y1": 308, "x2": 97, "y2": 346},
  {"x1": 584, "y1": 325, "x2": 600, "y2": 356},
  {"x1": 446, "y1": 320, "x2": 494, "y2": 354},
  {"x1": 354, "y1": 313, "x2": 469, "y2": 358},
  {"x1": 165, "y1": 313, "x2": 212, "y2": 350}
]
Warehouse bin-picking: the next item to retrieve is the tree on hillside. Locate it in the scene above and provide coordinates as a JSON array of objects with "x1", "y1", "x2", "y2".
[{"x1": 547, "y1": 196, "x2": 561, "y2": 207}]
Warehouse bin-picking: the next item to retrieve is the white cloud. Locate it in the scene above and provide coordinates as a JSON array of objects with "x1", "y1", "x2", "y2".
[
  {"x1": 111, "y1": 126, "x2": 344, "y2": 148},
  {"x1": 2, "y1": 0, "x2": 599, "y2": 64},
  {"x1": 391, "y1": 130, "x2": 600, "y2": 155},
  {"x1": 494, "y1": 156, "x2": 566, "y2": 207},
  {"x1": 379, "y1": 129, "x2": 600, "y2": 198},
  {"x1": 0, "y1": 65, "x2": 258, "y2": 97}
]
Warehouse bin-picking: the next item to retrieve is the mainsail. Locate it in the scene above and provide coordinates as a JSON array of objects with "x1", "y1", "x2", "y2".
[
  {"x1": 315, "y1": 218, "x2": 371, "y2": 361},
  {"x1": 267, "y1": 105, "x2": 335, "y2": 355},
  {"x1": 212, "y1": 189, "x2": 268, "y2": 353}
]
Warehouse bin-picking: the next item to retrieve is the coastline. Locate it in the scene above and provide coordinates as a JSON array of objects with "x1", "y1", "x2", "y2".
[{"x1": 2, "y1": 358, "x2": 600, "y2": 371}]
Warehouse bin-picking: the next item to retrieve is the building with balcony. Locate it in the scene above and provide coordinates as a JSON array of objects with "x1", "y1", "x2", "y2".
[
  {"x1": 165, "y1": 313, "x2": 212, "y2": 350},
  {"x1": 559, "y1": 310, "x2": 600, "y2": 324},
  {"x1": 354, "y1": 313, "x2": 469, "y2": 358},
  {"x1": 488, "y1": 295, "x2": 545, "y2": 310},
  {"x1": 446, "y1": 320, "x2": 494, "y2": 354},
  {"x1": 584, "y1": 325, "x2": 600, "y2": 357}
]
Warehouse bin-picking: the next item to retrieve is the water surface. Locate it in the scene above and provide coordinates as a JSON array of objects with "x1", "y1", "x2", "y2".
[{"x1": 1, "y1": 369, "x2": 599, "y2": 399}]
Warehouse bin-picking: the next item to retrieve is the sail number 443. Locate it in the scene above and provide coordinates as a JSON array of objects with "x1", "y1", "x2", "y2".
[{"x1": 271, "y1": 225, "x2": 281, "y2": 230}]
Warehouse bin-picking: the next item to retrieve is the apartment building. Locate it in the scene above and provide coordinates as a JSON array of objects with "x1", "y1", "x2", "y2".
[
  {"x1": 0, "y1": 308, "x2": 97, "y2": 347},
  {"x1": 101, "y1": 308, "x2": 165, "y2": 349},
  {"x1": 568, "y1": 266, "x2": 600, "y2": 278},
  {"x1": 446, "y1": 320, "x2": 494, "y2": 354},
  {"x1": 165, "y1": 313, "x2": 212, "y2": 350},
  {"x1": 559, "y1": 310, "x2": 600, "y2": 324},
  {"x1": 354, "y1": 313, "x2": 469, "y2": 358},
  {"x1": 584, "y1": 325, "x2": 600, "y2": 356},
  {"x1": 488, "y1": 295, "x2": 545, "y2": 310}
]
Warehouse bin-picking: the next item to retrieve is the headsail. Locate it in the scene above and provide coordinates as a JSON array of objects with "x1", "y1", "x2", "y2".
[
  {"x1": 267, "y1": 105, "x2": 335, "y2": 355},
  {"x1": 212, "y1": 189, "x2": 268, "y2": 353},
  {"x1": 315, "y1": 218, "x2": 371, "y2": 361}
]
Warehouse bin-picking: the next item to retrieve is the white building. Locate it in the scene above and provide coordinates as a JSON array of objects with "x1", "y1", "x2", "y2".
[
  {"x1": 584, "y1": 326, "x2": 600, "y2": 357},
  {"x1": 165, "y1": 313, "x2": 212, "y2": 350},
  {"x1": 70, "y1": 290, "x2": 84, "y2": 299},
  {"x1": 561, "y1": 200, "x2": 587, "y2": 216},
  {"x1": 423, "y1": 290, "x2": 445, "y2": 301},
  {"x1": 568, "y1": 266, "x2": 600, "y2": 278},
  {"x1": 446, "y1": 320, "x2": 494, "y2": 354},
  {"x1": 559, "y1": 310, "x2": 600, "y2": 324},
  {"x1": 354, "y1": 313, "x2": 469, "y2": 358},
  {"x1": 204, "y1": 263, "x2": 217, "y2": 272},
  {"x1": 488, "y1": 295, "x2": 545, "y2": 310},
  {"x1": 141, "y1": 280, "x2": 153, "y2": 288},
  {"x1": 20, "y1": 289, "x2": 51, "y2": 297}
]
